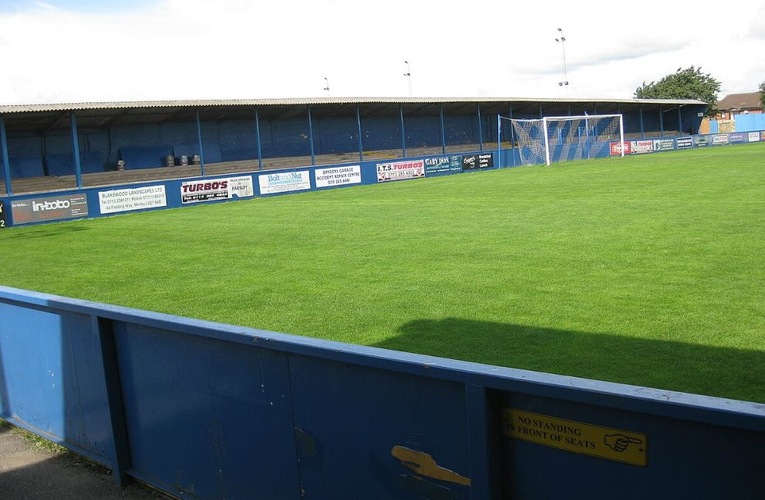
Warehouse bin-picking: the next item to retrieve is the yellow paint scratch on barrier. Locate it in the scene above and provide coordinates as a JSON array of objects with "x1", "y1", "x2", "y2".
[{"x1": 391, "y1": 445, "x2": 471, "y2": 486}]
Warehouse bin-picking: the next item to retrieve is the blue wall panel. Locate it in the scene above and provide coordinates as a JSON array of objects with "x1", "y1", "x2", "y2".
[
  {"x1": 112, "y1": 322, "x2": 300, "y2": 498},
  {"x1": 361, "y1": 116, "x2": 401, "y2": 151},
  {"x1": 443, "y1": 115, "x2": 477, "y2": 146},
  {"x1": 623, "y1": 114, "x2": 642, "y2": 135},
  {"x1": 79, "y1": 130, "x2": 110, "y2": 157},
  {"x1": 173, "y1": 141, "x2": 223, "y2": 164},
  {"x1": 45, "y1": 151, "x2": 104, "y2": 176},
  {"x1": 5, "y1": 135, "x2": 42, "y2": 158},
  {"x1": 43, "y1": 133, "x2": 73, "y2": 156},
  {"x1": 111, "y1": 124, "x2": 162, "y2": 150},
  {"x1": 218, "y1": 119, "x2": 259, "y2": 162},
  {"x1": 315, "y1": 117, "x2": 359, "y2": 155},
  {"x1": 159, "y1": 121, "x2": 198, "y2": 146},
  {"x1": 662, "y1": 109, "x2": 680, "y2": 133},
  {"x1": 404, "y1": 115, "x2": 442, "y2": 148},
  {"x1": 289, "y1": 354, "x2": 472, "y2": 498},
  {"x1": 267, "y1": 119, "x2": 312, "y2": 158},
  {"x1": 0, "y1": 303, "x2": 115, "y2": 464},
  {"x1": 501, "y1": 391, "x2": 765, "y2": 499},
  {"x1": 1, "y1": 287, "x2": 764, "y2": 499},
  {"x1": 641, "y1": 109, "x2": 661, "y2": 135},
  {"x1": 10, "y1": 156, "x2": 45, "y2": 178},
  {"x1": 119, "y1": 145, "x2": 173, "y2": 169},
  {"x1": 736, "y1": 113, "x2": 765, "y2": 132}
]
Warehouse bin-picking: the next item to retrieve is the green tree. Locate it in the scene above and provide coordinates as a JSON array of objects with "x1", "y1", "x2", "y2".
[
  {"x1": 759, "y1": 81, "x2": 765, "y2": 108},
  {"x1": 634, "y1": 66, "x2": 721, "y2": 116}
]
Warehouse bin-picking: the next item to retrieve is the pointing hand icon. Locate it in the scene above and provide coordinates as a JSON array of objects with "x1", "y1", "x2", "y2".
[{"x1": 604, "y1": 434, "x2": 643, "y2": 452}]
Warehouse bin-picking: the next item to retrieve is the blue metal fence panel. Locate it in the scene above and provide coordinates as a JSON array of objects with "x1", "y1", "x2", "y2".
[
  {"x1": 217, "y1": 119, "x2": 259, "y2": 162},
  {"x1": 289, "y1": 354, "x2": 473, "y2": 498},
  {"x1": 1, "y1": 284, "x2": 764, "y2": 498},
  {"x1": 501, "y1": 391, "x2": 765, "y2": 499},
  {"x1": 314, "y1": 117, "x2": 359, "y2": 154},
  {"x1": 0, "y1": 302, "x2": 115, "y2": 465},
  {"x1": 403, "y1": 115, "x2": 443, "y2": 148},
  {"x1": 0, "y1": 147, "x2": 500, "y2": 227},
  {"x1": 360, "y1": 116, "x2": 401, "y2": 152},
  {"x1": 112, "y1": 321, "x2": 300, "y2": 498},
  {"x1": 735, "y1": 113, "x2": 765, "y2": 132}
]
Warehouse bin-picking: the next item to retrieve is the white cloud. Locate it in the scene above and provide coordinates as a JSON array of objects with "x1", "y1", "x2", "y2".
[{"x1": 1, "y1": 0, "x2": 763, "y2": 104}]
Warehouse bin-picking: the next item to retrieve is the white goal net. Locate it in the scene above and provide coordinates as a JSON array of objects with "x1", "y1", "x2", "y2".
[{"x1": 498, "y1": 114, "x2": 624, "y2": 166}]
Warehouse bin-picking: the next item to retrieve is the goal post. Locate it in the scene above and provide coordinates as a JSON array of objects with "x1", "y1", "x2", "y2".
[{"x1": 498, "y1": 114, "x2": 625, "y2": 166}]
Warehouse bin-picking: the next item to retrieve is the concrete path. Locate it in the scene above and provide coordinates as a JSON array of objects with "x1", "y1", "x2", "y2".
[{"x1": 0, "y1": 424, "x2": 170, "y2": 499}]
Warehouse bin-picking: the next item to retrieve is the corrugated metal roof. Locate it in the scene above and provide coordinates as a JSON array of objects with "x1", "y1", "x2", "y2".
[
  {"x1": 0, "y1": 96, "x2": 706, "y2": 114},
  {"x1": 0, "y1": 96, "x2": 708, "y2": 135}
]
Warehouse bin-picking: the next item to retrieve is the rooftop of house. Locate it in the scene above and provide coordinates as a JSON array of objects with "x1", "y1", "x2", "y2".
[{"x1": 717, "y1": 92, "x2": 762, "y2": 111}]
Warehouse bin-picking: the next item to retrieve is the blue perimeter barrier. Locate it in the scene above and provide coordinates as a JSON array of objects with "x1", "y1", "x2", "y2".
[
  {"x1": 2, "y1": 131, "x2": 765, "y2": 229},
  {"x1": 0, "y1": 285, "x2": 763, "y2": 499},
  {"x1": 1, "y1": 149, "x2": 503, "y2": 228}
]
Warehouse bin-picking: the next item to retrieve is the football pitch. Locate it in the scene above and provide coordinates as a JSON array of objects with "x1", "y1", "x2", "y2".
[{"x1": 2, "y1": 143, "x2": 764, "y2": 403}]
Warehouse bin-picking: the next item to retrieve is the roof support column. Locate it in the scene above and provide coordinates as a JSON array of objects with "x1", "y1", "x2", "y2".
[
  {"x1": 70, "y1": 111, "x2": 83, "y2": 189},
  {"x1": 356, "y1": 104, "x2": 364, "y2": 162},
  {"x1": 1, "y1": 115, "x2": 12, "y2": 195},
  {"x1": 400, "y1": 104, "x2": 406, "y2": 158},
  {"x1": 639, "y1": 105, "x2": 645, "y2": 138},
  {"x1": 659, "y1": 106, "x2": 664, "y2": 136},
  {"x1": 477, "y1": 104, "x2": 483, "y2": 151},
  {"x1": 307, "y1": 105, "x2": 316, "y2": 166},
  {"x1": 255, "y1": 108, "x2": 263, "y2": 171},
  {"x1": 678, "y1": 106, "x2": 683, "y2": 135},
  {"x1": 496, "y1": 114, "x2": 501, "y2": 169},
  {"x1": 439, "y1": 105, "x2": 446, "y2": 155},
  {"x1": 195, "y1": 110, "x2": 206, "y2": 176},
  {"x1": 508, "y1": 104, "x2": 517, "y2": 168}
]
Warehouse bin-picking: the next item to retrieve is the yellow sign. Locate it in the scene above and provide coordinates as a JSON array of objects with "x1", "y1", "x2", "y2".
[{"x1": 502, "y1": 409, "x2": 647, "y2": 467}]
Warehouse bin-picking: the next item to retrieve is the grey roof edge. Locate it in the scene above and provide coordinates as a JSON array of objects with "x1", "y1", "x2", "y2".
[{"x1": 0, "y1": 96, "x2": 707, "y2": 114}]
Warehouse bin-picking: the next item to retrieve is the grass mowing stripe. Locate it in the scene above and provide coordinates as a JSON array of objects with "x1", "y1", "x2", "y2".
[{"x1": 2, "y1": 143, "x2": 764, "y2": 402}]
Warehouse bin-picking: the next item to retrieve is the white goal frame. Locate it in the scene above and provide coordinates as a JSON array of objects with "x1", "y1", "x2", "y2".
[{"x1": 498, "y1": 114, "x2": 625, "y2": 166}]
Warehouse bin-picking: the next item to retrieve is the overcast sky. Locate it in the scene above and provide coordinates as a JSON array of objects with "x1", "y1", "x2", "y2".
[{"x1": 1, "y1": 0, "x2": 763, "y2": 105}]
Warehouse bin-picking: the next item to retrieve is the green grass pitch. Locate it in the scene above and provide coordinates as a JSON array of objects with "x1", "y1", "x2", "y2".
[{"x1": 2, "y1": 143, "x2": 764, "y2": 403}]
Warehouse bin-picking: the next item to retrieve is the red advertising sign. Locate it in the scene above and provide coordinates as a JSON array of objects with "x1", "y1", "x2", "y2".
[{"x1": 610, "y1": 141, "x2": 631, "y2": 155}]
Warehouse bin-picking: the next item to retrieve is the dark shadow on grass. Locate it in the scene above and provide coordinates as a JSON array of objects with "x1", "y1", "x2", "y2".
[
  {"x1": 375, "y1": 318, "x2": 765, "y2": 404},
  {"x1": 1, "y1": 224, "x2": 90, "y2": 239}
]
